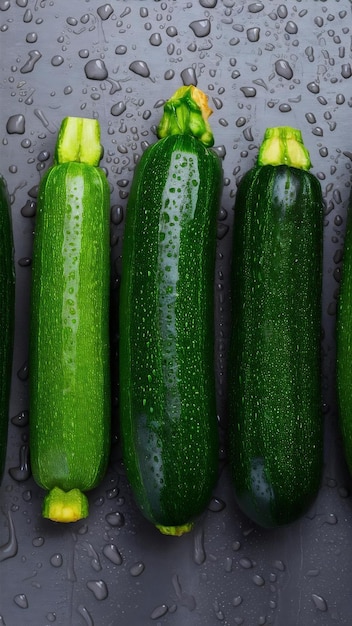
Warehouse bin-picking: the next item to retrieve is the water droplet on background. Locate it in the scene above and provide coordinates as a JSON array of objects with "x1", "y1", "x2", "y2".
[
  {"x1": 87, "y1": 579, "x2": 108, "y2": 601},
  {"x1": 6, "y1": 114, "x2": 25, "y2": 134},
  {"x1": 189, "y1": 19, "x2": 211, "y2": 38},
  {"x1": 14, "y1": 594, "x2": 29, "y2": 609},
  {"x1": 129, "y1": 60, "x2": 150, "y2": 78},
  {"x1": 275, "y1": 59, "x2": 294, "y2": 80}
]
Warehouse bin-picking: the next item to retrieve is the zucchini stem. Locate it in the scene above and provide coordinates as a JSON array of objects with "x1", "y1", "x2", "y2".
[
  {"x1": 258, "y1": 126, "x2": 312, "y2": 170},
  {"x1": 54, "y1": 117, "x2": 103, "y2": 166},
  {"x1": 156, "y1": 522, "x2": 194, "y2": 536},
  {"x1": 157, "y1": 86, "x2": 215, "y2": 147},
  {"x1": 42, "y1": 487, "x2": 89, "y2": 523}
]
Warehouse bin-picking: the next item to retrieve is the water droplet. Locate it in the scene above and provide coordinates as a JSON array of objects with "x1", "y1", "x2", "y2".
[
  {"x1": 312, "y1": 593, "x2": 328, "y2": 612},
  {"x1": 285, "y1": 21, "x2": 298, "y2": 35},
  {"x1": 208, "y1": 497, "x2": 226, "y2": 512},
  {"x1": 129, "y1": 60, "x2": 150, "y2": 78},
  {"x1": 50, "y1": 553, "x2": 63, "y2": 568},
  {"x1": 341, "y1": 63, "x2": 352, "y2": 79},
  {"x1": 115, "y1": 45, "x2": 127, "y2": 55},
  {"x1": 307, "y1": 81, "x2": 320, "y2": 94},
  {"x1": 23, "y1": 7, "x2": 32, "y2": 22},
  {"x1": 11, "y1": 409, "x2": 29, "y2": 426},
  {"x1": 66, "y1": 16, "x2": 77, "y2": 26},
  {"x1": 0, "y1": 510, "x2": 18, "y2": 562},
  {"x1": 130, "y1": 561, "x2": 145, "y2": 577},
  {"x1": 199, "y1": 0, "x2": 217, "y2": 6},
  {"x1": 233, "y1": 595, "x2": 243, "y2": 607},
  {"x1": 279, "y1": 103, "x2": 291, "y2": 113},
  {"x1": 84, "y1": 59, "x2": 108, "y2": 80},
  {"x1": 26, "y1": 32, "x2": 37, "y2": 43},
  {"x1": 110, "y1": 102, "x2": 126, "y2": 116},
  {"x1": 14, "y1": 594, "x2": 28, "y2": 609},
  {"x1": 273, "y1": 559, "x2": 285, "y2": 571},
  {"x1": 275, "y1": 59, "x2": 293, "y2": 80},
  {"x1": 240, "y1": 86, "x2": 256, "y2": 97},
  {"x1": 150, "y1": 605, "x2": 168, "y2": 620},
  {"x1": 277, "y1": 4, "x2": 288, "y2": 18},
  {"x1": 9, "y1": 444, "x2": 31, "y2": 482},
  {"x1": 253, "y1": 574, "x2": 265, "y2": 586},
  {"x1": 77, "y1": 605, "x2": 94, "y2": 626},
  {"x1": 32, "y1": 536, "x2": 45, "y2": 547},
  {"x1": 248, "y1": 2, "x2": 264, "y2": 13},
  {"x1": 97, "y1": 3, "x2": 114, "y2": 20},
  {"x1": 105, "y1": 511, "x2": 124, "y2": 527},
  {"x1": 166, "y1": 26, "x2": 177, "y2": 37},
  {"x1": 6, "y1": 114, "x2": 25, "y2": 135},
  {"x1": 189, "y1": 19, "x2": 211, "y2": 37},
  {"x1": 193, "y1": 526, "x2": 206, "y2": 565},
  {"x1": 243, "y1": 127, "x2": 254, "y2": 142},
  {"x1": 149, "y1": 33, "x2": 162, "y2": 46},
  {"x1": 181, "y1": 67, "x2": 197, "y2": 86},
  {"x1": 247, "y1": 27, "x2": 260, "y2": 42},
  {"x1": 239, "y1": 557, "x2": 253, "y2": 569},
  {"x1": 87, "y1": 580, "x2": 108, "y2": 601},
  {"x1": 51, "y1": 55, "x2": 64, "y2": 67},
  {"x1": 164, "y1": 69, "x2": 175, "y2": 80},
  {"x1": 212, "y1": 97, "x2": 223, "y2": 110},
  {"x1": 20, "y1": 50, "x2": 41, "y2": 74},
  {"x1": 102, "y1": 543, "x2": 123, "y2": 565},
  {"x1": 224, "y1": 557, "x2": 233, "y2": 572}
]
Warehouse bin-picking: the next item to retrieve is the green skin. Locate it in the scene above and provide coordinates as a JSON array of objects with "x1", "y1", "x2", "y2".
[
  {"x1": 337, "y1": 192, "x2": 352, "y2": 476},
  {"x1": 119, "y1": 133, "x2": 222, "y2": 532},
  {"x1": 0, "y1": 175, "x2": 15, "y2": 483},
  {"x1": 228, "y1": 163, "x2": 323, "y2": 528},
  {"x1": 29, "y1": 161, "x2": 111, "y2": 516}
]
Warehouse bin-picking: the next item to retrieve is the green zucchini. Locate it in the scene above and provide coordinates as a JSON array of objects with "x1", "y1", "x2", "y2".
[
  {"x1": 337, "y1": 191, "x2": 352, "y2": 475},
  {"x1": 0, "y1": 174, "x2": 15, "y2": 483},
  {"x1": 228, "y1": 126, "x2": 323, "y2": 528},
  {"x1": 29, "y1": 117, "x2": 111, "y2": 522},
  {"x1": 119, "y1": 86, "x2": 222, "y2": 535}
]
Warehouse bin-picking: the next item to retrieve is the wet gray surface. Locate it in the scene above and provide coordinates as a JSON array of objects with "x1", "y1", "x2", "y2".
[{"x1": 1, "y1": 1, "x2": 352, "y2": 624}]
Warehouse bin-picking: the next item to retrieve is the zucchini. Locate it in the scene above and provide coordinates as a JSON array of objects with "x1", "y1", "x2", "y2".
[
  {"x1": 29, "y1": 117, "x2": 111, "y2": 522},
  {"x1": 337, "y1": 191, "x2": 352, "y2": 475},
  {"x1": 0, "y1": 174, "x2": 15, "y2": 483},
  {"x1": 228, "y1": 127, "x2": 323, "y2": 527},
  {"x1": 119, "y1": 86, "x2": 222, "y2": 535}
]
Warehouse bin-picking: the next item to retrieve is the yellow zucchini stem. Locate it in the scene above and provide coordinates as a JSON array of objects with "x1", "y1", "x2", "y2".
[
  {"x1": 156, "y1": 85, "x2": 215, "y2": 147},
  {"x1": 258, "y1": 126, "x2": 312, "y2": 171},
  {"x1": 156, "y1": 522, "x2": 194, "y2": 537},
  {"x1": 42, "y1": 487, "x2": 89, "y2": 523},
  {"x1": 54, "y1": 116, "x2": 103, "y2": 166}
]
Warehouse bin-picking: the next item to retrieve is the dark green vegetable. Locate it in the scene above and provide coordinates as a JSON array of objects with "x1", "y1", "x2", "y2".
[
  {"x1": 0, "y1": 174, "x2": 15, "y2": 483},
  {"x1": 337, "y1": 191, "x2": 352, "y2": 476},
  {"x1": 228, "y1": 126, "x2": 323, "y2": 528},
  {"x1": 29, "y1": 117, "x2": 111, "y2": 522},
  {"x1": 119, "y1": 86, "x2": 223, "y2": 535}
]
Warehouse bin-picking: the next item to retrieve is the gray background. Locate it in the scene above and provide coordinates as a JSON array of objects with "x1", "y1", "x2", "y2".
[{"x1": 1, "y1": 1, "x2": 352, "y2": 624}]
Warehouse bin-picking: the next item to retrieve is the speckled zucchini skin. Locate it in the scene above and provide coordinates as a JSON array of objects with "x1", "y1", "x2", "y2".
[
  {"x1": 0, "y1": 175, "x2": 15, "y2": 482},
  {"x1": 337, "y1": 193, "x2": 352, "y2": 476},
  {"x1": 29, "y1": 162, "x2": 110, "y2": 496},
  {"x1": 228, "y1": 163, "x2": 323, "y2": 528},
  {"x1": 119, "y1": 133, "x2": 222, "y2": 531}
]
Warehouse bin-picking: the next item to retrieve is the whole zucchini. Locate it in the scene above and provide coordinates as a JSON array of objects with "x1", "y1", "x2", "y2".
[
  {"x1": 0, "y1": 174, "x2": 15, "y2": 483},
  {"x1": 119, "y1": 86, "x2": 223, "y2": 535},
  {"x1": 228, "y1": 127, "x2": 323, "y2": 528},
  {"x1": 337, "y1": 191, "x2": 352, "y2": 475},
  {"x1": 29, "y1": 117, "x2": 111, "y2": 522}
]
